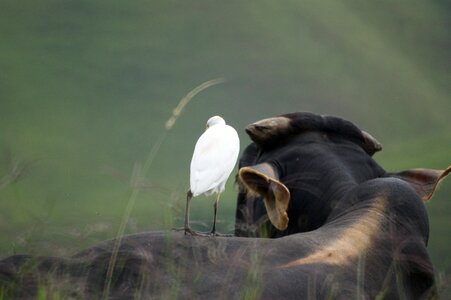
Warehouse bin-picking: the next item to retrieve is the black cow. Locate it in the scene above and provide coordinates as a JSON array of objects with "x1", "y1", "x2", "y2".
[
  {"x1": 235, "y1": 112, "x2": 450, "y2": 298},
  {"x1": 0, "y1": 112, "x2": 449, "y2": 299}
]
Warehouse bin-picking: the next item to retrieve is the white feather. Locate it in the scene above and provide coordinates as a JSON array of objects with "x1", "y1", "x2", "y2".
[{"x1": 190, "y1": 118, "x2": 240, "y2": 197}]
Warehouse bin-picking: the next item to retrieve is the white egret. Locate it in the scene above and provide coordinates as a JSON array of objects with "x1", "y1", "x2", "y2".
[{"x1": 185, "y1": 116, "x2": 240, "y2": 236}]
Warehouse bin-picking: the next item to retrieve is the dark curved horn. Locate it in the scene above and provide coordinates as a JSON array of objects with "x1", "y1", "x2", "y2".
[
  {"x1": 245, "y1": 117, "x2": 292, "y2": 145},
  {"x1": 361, "y1": 130, "x2": 382, "y2": 155}
]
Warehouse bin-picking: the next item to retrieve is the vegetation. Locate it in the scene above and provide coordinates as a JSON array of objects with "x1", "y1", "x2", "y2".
[{"x1": 1, "y1": 0, "x2": 450, "y2": 295}]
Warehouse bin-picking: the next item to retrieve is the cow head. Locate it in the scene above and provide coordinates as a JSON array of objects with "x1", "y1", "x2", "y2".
[
  {"x1": 244, "y1": 113, "x2": 382, "y2": 156},
  {"x1": 235, "y1": 112, "x2": 450, "y2": 237}
]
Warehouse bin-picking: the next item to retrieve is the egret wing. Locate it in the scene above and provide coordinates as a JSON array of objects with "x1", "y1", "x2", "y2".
[{"x1": 190, "y1": 125, "x2": 239, "y2": 196}]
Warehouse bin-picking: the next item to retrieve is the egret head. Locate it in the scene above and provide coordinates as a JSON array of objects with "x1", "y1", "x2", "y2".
[{"x1": 206, "y1": 115, "x2": 226, "y2": 129}]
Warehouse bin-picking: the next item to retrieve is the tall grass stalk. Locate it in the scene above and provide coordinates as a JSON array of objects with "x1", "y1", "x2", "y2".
[
  {"x1": 243, "y1": 246, "x2": 263, "y2": 300},
  {"x1": 101, "y1": 78, "x2": 225, "y2": 299}
]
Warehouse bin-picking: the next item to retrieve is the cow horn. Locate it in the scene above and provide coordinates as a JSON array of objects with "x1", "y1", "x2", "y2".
[
  {"x1": 360, "y1": 130, "x2": 382, "y2": 155},
  {"x1": 245, "y1": 117, "x2": 292, "y2": 145},
  {"x1": 238, "y1": 163, "x2": 290, "y2": 230}
]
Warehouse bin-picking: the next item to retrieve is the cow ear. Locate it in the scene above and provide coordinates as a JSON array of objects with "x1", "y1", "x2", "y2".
[
  {"x1": 393, "y1": 166, "x2": 451, "y2": 202},
  {"x1": 238, "y1": 163, "x2": 291, "y2": 230}
]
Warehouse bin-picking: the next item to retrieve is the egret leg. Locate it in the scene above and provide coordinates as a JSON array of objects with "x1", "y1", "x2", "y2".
[
  {"x1": 210, "y1": 193, "x2": 221, "y2": 235},
  {"x1": 184, "y1": 191, "x2": 194, "y2": 235},
  {"x1": 184, "y1": 191, "x2": 208, "y2": 236}
]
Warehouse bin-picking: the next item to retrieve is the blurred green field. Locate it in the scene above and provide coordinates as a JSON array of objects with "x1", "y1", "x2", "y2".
[{"x1": 1, "y1": 0, "x2": 450, "y2": 290}]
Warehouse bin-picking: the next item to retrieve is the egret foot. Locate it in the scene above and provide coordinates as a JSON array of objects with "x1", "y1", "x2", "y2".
[{"x1": 184, "y1": 227, "x2": 210, "y2": 237}]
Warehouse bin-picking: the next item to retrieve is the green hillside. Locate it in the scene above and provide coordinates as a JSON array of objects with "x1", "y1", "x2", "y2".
[{"x1": 1, "y1": 0, "x2": 450, "y2": 289}]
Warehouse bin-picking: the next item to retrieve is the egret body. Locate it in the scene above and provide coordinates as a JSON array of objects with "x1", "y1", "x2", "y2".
[{"x1": 185, "y1": 116, "x2": 240, "y2": 236}]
